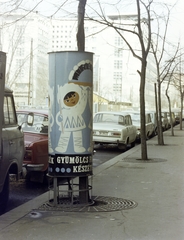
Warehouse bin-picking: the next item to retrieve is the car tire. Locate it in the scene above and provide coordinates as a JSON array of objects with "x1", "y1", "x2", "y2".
[
  {"x1": 155, "y1": 127, "x2": 158, "y2": 135},
  {"x1": 118, "y1": 143, "x2": 127, "y2": 151},
  {"x1": 130, "y1": 141, "x2": 135, "y2": 148},
  {"x1": 146, "y1": 132, "x2": 150, "y2": 140},
  {"x1": 0, "y1": 174, "x2": 9, "y2": 214}
]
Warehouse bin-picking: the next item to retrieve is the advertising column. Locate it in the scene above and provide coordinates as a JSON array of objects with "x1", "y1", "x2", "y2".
[{"x1": 48, "y1": 51, "x2": 93, "y2": 178}]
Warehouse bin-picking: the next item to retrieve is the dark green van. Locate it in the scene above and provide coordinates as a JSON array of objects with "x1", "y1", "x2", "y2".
[{"x1": 0, "y1": 86, "x2": 25, "y2": 214}]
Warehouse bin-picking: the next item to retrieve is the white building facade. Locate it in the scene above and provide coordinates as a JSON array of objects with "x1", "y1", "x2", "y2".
[
  {"x1": 0, "y1": 11, "x2": 178, "y2": 110},
  {"x1": 0, "y1": 12, "x2": 50, "y2": 107}
]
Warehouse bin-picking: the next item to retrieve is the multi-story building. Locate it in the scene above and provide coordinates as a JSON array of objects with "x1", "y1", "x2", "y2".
[
  {"x1": 84, "y1": 14, "x2": 157, "y2": 110},
  {"x1": 49, "y1": 18, "x2": 78, "y2": 52},
  {"x1": 0, "y1": 11, "x2": 50, "y2": 107}
]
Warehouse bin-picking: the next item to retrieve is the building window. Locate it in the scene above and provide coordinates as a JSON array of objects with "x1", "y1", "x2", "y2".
[
  {"x1": 115, "y1": 36, "x2": 123, "y2": 46},
  {"x1": 113, "y1": 72, "x2": 122, "y2": 81},
  {"x1": 113, "y1": 83, "x2": 122, "y2": 91},
  {"x1": 114, "y1": 48, "x2": 123, "y2": 57},
  {"x1": 16, "y1": 48, "x2": 24, "y2": 56},
  {"x1": 114, "y1": 60, "x2": 122, "y2": 69}
]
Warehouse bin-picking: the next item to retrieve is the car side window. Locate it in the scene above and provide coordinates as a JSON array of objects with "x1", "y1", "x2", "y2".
[
  {"x1": 3, "y1": 96, "x2": 17, "y2": 125},
  {"x1": 147, "y1": 114, "x2": 151, "y2": 123},
  {"x1": 93, "y1": 114, "x2": 101, "y2": 123},
  {"x1": 118, "y1": 115, "x2": 124, "y2": 125},
  {"x1": 126, "y1": 116, "x2": 132, "y2": 125},
  {"x1": 33, "y1": 115, "x2": 48, "y2": 133},
  {"x1": 17, "y1": 113, "x2": 48, "y2": 134},
  {"x1": 17, "y1": 113, "x2": 26, "y2": 125}
]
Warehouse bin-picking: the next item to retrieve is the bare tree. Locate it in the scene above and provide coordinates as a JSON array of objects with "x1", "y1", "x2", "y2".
[
  {"x1": 172, "y1": 56, "x2": 184, "y2": 130},
  {"x1": 150, "y1": 3, "x2": 177, "y2": 145},
  {"x1": 165, "y1": 55, "x2": 180, "y2": 136},
  {"x1": 86, "y1": 0, "x2": 153, "y2": 160},
  {"x1": 1, "y1": 21, "x2": 30, "y2": 88}
]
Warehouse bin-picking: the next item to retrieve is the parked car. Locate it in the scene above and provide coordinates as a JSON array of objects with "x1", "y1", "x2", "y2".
[
  {"x1": 167, "y1": 111, "x2": 176, "y2": 127},
  {"x1": 0, "y1": 86, "x2": 25, "y2": 213},
  {"x1": 93, "y1": 111, "x2": 137, "y2": 150},
  {"x1": 161, "y1": 112, "x2": 170, "y2": 131},
  {"x1": 173, "y1": 110, "x2": 181, "y2": 124},
  {"x1": 17, "y1": 109, "x2": 48, "y2": 182},
  {"x1": 148, "y1": 111, "x2": 157, "y2": 135},
  {"x1": 123, "y1": 111, "x2": 155, "y2": 141}
]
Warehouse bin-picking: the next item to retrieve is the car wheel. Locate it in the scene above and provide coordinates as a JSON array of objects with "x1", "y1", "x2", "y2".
[
  {"x1": 155, "y1": 127, "x2": 158, "y2": 135},
  {"x1": 150, "y1": 130, "x2": 156, "y2": 138},
  {"x1": 0, "y1": 174, "x2": 9, "y2": 214},
  {"x1": 130, "y1": 141, "x2": 135, "y2": 148},
  {"x1": 146, "y1": 132, "x2": 151, "y2": 139},
  {"x1": 43, "y1": 170, "x2": 50, "y2": 185},
  {"x1": 118, "y1": 143, "x2": 127, "y2": 151}
]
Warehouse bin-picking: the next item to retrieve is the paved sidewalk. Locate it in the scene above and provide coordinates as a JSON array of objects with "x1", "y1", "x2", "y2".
[{"x1": 0, "y1": 124, "x2": 184, "y2": 240}]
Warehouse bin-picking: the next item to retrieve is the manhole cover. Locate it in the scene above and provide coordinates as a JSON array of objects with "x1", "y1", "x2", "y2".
[
  {"x1": 38, "y1": 196, "x2": 138, "y2": 212},
  {"x1": 123, "y1": 158, "x2": 167, "y2": 163}
]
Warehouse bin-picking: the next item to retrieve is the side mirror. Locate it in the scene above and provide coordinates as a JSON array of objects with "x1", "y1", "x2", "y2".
[{"x1": 27, "y1": 112, "x2": 34, "y2": 126}]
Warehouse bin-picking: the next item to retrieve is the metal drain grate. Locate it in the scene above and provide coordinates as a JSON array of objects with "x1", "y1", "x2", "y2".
[{"x1": 38, "y1": 196, "x2": 138, "y2": 212}]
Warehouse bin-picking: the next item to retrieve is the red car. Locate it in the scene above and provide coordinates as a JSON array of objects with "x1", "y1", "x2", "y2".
[{"x1": 17, "y1": 109, "x2": 48, "y2": 182}]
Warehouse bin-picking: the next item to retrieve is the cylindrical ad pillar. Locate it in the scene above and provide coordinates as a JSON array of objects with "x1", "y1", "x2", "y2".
[{"x1": 48, "y1": 51, "x2": 93, "y2": 177}]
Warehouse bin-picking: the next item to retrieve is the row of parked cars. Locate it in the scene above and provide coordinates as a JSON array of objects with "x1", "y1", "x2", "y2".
[
  {"x1": 16, "y1": 108, "x2": 180, "y2": 183},
  {"x1": 94, "y1": 110, "x2": 180, "y2": 149},
  {"x1": 93, "y1": 111, "x2": 155, "y2": 150}
]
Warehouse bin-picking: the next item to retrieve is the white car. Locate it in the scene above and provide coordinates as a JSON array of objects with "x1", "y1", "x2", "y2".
[
  {"x1": 148, "y1": 111, "x2": 157, "y2": 134},
  {"x1": 123, "y1": 111, "x2": 155, "y2": 141},
  {"x1": 161, "y1": 112, "x2": 170, "y2": 130},
  {"x1": 167, "y1": 111, "x2": 176, "y2": 127},
  {"x1": 93, "y1": 111, "x2": 137, "y2": 150}
]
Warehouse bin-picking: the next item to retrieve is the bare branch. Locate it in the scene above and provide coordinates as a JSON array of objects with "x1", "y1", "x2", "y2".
[{"x1": 49, "y1": 0, "x2": 69, "y2": 18}]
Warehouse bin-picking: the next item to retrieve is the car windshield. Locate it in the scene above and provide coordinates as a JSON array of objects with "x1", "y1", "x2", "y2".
[
  {"x1": 93, "y1": 113, "x2": 125, "y2": 125},
  {"x1": 17, "y1": 112, "x2": 48, "y2": 134},
  {"x1": 130, "y1": 113, "x2": 140, "y2": 122}
]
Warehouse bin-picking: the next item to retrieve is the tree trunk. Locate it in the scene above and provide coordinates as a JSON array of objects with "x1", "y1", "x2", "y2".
[
  {"x1": 76, "y1": 0, "x2": 89, "y2": 204},
  {"x1": 76, "y1": 0, "x2": 86, "y2": 51},
  {"x1": 180, "y1": 93, "x2": 183, "y2": 130},
  {"x1": 154, "y1": 83, "x2": 159, "y2": 135},
  {"x1": 140, "y1": 59, "x2": 148, "y2": 160},
  {"x1": 157, "y1": 81, "x2": 164, "y2": 145},
  {"x1": 167, "y1": 95, "x2": 174, "y2": 136},
  {"x1": 165, "y1": 79, "x2": 174, "y2": 136}
]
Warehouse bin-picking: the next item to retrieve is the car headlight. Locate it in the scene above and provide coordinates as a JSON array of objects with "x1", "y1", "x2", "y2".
[{"x1": 24, "y1": 149, "x2": 32, "y2": 160}]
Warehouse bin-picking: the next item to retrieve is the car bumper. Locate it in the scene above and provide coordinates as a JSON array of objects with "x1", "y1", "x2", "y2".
[
  {"x1": 23, "y1": 163, "x2": 44, "y2": 172},
  {"x1": 93, "y1": 136, "x2": 125, "y2": 144}
]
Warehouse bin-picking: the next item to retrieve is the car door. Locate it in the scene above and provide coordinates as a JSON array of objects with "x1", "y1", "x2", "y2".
[
  {"x1": 0, "y1": 126, "x2": 10, "y2": 192},
  {"x1": 3, "y1": 95, "x2": 24, "y2": 169},
  {"x1": 146, "y1": 114, "x2": 154, "y2": 137},
  {"x1": 125, "y1": 115, "x2": 135, "y2": 142}
]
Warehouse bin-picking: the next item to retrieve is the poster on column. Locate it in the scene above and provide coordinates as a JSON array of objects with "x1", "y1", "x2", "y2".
[{"x1": 48, "y1": 51, "x2": 93, "y2": 177}]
